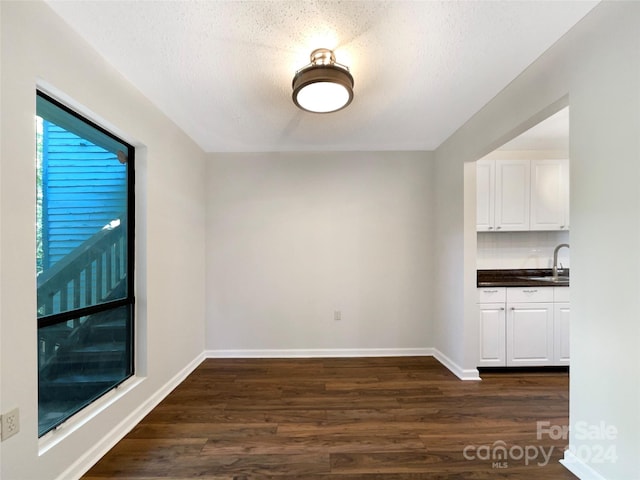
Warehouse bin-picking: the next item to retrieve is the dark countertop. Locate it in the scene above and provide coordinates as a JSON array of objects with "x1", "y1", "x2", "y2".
[{"x1": 477, "y1": 269, "x2": 570, "y2": 287}]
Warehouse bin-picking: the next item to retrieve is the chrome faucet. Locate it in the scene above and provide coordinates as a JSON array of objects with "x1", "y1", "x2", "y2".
[{"x1": 552, "y1": 243, "x2": 570, "y2": 278}]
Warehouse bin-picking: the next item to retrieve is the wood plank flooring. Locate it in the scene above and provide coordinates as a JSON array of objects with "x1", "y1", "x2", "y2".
[{"x1": 83, "y1": 356, "x2": 576, "y2": 479}]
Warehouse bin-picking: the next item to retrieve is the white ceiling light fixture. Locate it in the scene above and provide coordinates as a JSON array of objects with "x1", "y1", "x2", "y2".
[{"x1": 292, "y1": 48, "x2": 354, "y2": 113}]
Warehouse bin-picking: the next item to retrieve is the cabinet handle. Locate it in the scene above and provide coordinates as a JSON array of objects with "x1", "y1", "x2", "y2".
[
  {"x1": 523, "y1": 289, "x2": 538, "y2": 293},
  {"x1": 483, "y1": 289, "x2": 498, "y2": 293},
  {"x1": 496, "y1": 226, "x2": 502, "y2": 230},
  {"x1": 500, "y1": 307, "x2": 505, "y2": 311},
  {"x1": 488, "y1": 226, "x2": 494, "y2": 230}
]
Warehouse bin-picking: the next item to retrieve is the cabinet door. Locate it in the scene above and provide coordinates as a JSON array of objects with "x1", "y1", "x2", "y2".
[
  {"x1": 476, "y1": 160, "x2": 495, "y2": 231},
  {"x1": 554, "y1": 303, "x2": 570, "y2": 365},
  {"x1": 495, "y1": 159, "x2": 530, "y2": 231},
  {"x1": 506, "y1": 302, "x2": 554, "y2": 366},
  {"x1": 478, "y1": 304, "x2": 506, "y2": 367},
  {"x1": 530, "y1": 159, "x2": 569, "y2": 231}
]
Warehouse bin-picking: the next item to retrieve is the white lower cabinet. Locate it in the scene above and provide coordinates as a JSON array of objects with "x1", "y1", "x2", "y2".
[
  {"x1": 477, "y1": 286, "x2": 569, "y2": 367},
  {"x1": 506, "y1": 302, "x2": 554, "y2": 366},
  {"x1": 478, "y1": 304, "x2": 506, "y2": 366},
  {"x1": 554, "y1": 303, "x2": 571, "y2": 365}
]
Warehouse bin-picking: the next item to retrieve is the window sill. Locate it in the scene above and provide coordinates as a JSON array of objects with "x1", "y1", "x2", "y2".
[{"x1": 38, "y1": 375, "x2": 146, "y2": 456}]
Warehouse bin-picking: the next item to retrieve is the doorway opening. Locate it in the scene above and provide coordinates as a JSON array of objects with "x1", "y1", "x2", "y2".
[{"x1": 474, "y1": 107, "x2": 570, "y2": 371}]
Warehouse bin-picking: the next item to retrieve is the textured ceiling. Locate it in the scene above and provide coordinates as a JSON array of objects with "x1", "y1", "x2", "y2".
[{"x1": 45, "y1": 1, "x2": 597, "y2": 153}]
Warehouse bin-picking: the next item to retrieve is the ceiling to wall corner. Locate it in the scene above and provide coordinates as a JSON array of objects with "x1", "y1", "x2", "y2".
[{"x1": 45, "y1": 1, "x2": 598, "y2": 153}]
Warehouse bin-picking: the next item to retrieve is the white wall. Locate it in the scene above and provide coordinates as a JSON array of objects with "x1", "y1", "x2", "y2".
[
  {"x1": 206, "y1": 151, "x2": 433, "y2": 355},
  {"x1": 0, "y1": 2, "x2": 206, "y2": 479},
  {"x1": 434, "y1": 2, "x2": 640, "y2": 478},
  {"x1": 432, "y1": 147, "x2": 467, "y2": 371}
]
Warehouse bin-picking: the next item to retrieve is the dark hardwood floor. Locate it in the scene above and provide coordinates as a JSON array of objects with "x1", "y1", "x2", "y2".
[{"x1": 83, "y1": 356, "x2": 576, "y2": 479}]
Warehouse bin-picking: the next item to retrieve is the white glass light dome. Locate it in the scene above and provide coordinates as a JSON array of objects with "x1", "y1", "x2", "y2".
[{"x1": 292, "y1": 49, "x2": 354, "y2": 114}]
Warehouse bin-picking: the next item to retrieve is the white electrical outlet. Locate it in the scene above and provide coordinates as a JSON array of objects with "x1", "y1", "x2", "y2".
[
  {"x1": 1, "y1": 408, "x2": 20, "y2": 441},
  {"x1": 334, "y1": 310, "x2": 341, "y2": 321}
]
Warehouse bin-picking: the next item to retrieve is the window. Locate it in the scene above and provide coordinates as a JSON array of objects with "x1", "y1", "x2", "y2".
[{"x1": 36, "y1": 91, "x2": 135, "y2": 437}]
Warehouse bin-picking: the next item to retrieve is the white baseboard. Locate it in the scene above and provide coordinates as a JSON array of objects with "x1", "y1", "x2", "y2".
[
  {"x1": 58, "y1": 352, "x2": 205, "y2": 480},
  {"x1": 205, "y1": 347, "x2": 435, "y2": 359},
  {"x1": 431, "y1": 348, "x2": 481, "y2": 381},
  {"x1": 560, "y1": 449, "x2": 608, "y2": 480},
  {"x1": 205, "y1": 347, "x2": 481, "y2": 381}
]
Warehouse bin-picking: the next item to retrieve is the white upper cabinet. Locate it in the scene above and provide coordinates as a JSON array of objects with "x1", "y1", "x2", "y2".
[
  {"x1": 530, "y1": 159, "x2": 570, "y2": 231},
  {"x1": 476, "y1": 158, "x2": 569, "y2": 232},
  {"x1": 476, "y1": 160, "x2": 495, "y2": 231},
  {"x1": 495, "y1": 159, "x2": 530, "y2": 231}
]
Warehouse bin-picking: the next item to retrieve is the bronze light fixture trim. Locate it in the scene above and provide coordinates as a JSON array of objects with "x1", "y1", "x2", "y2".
[{"x1": 292, "y1": 48, "x2": 354, "y2": 113}]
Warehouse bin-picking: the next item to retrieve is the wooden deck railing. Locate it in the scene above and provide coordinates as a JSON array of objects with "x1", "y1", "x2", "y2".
[{"x1": 37, "y1": 219, "x2": 126, "y2": 318}]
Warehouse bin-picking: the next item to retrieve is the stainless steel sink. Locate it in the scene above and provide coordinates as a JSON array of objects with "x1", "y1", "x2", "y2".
[{"x1": 523, "y1": 276, "x2": 570, "y2": 283}]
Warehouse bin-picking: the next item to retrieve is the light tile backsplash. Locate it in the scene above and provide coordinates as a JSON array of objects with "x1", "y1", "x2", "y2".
[{"x1": 477, "y1": 231, "x2": 571, "y2": 270}]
